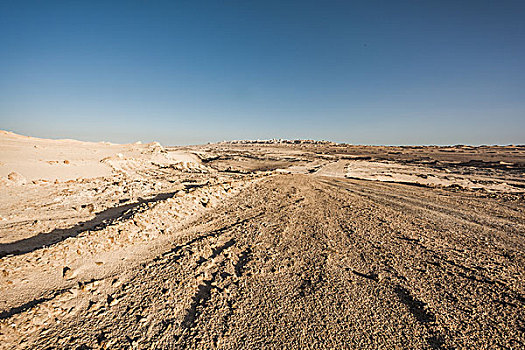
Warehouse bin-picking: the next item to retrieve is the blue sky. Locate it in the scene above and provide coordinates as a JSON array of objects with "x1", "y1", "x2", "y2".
[{"x1": 1, "y1": 1, "x2": 524, "y2": 145}]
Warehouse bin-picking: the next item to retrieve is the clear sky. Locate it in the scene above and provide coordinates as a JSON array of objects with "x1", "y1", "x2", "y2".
[{"x1": 1, "y1": 1, "x2": 524, "y2": 145}]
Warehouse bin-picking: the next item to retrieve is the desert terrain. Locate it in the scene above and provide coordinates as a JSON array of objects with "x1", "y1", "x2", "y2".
[{"x1": 0, "y1": 131, "x2": 524, "y2": 349}]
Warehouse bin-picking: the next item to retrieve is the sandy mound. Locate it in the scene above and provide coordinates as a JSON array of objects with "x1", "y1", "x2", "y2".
[
  {"x1": 344, "y1": 160, "x2": 522, "y2": 192},
  {"x1": 0, "y1": 130, "x2": 205, "y2": 184}
]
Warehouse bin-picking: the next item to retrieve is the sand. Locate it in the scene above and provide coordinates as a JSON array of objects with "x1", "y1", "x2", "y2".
[
  {"x1": 0, "y1": 130, "x2": 209, "y2": 185},
  {"x1": 0, "y1": 132, "x2": 524, "y2": 349}
]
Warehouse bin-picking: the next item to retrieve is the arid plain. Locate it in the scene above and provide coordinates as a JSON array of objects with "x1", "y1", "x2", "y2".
[{"x1": 1, "y1": 130, "x2": 524, "y2": 349}]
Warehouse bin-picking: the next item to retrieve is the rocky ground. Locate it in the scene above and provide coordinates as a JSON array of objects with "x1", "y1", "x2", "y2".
[{"x1": 1, "y1": 137, "x2": 524, "y2": 349}]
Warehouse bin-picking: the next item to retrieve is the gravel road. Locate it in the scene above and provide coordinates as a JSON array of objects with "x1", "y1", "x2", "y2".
[{"x1": 6, "y1": 173, "x2": 522, "y2": 349}]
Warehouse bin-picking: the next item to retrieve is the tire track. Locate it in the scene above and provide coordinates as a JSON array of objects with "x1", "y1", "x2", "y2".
[
  {"x1": 322, "y1": 178, "x2": 525, "y2": 234},
  {"x1": 3, "y1": 174, "x2": 523, "y2": 349}
]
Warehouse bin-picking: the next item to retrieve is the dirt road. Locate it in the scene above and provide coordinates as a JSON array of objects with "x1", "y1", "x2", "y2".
[
  {"x1": 3, "y1": 173, "x2": 523, "y2": 349},
  {"x1": 1, "y1": 138, "x2": 524, "y2": 349}
]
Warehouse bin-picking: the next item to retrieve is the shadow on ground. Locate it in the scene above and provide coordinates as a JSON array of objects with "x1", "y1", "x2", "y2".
[{"x1": 0, "y1": 192, "x2": 177, "y2": 258}]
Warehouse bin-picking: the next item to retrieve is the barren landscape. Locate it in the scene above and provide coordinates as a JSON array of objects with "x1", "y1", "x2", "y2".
[{"x1": 1, "y1": 131, "x2": 524, "y2": 349}]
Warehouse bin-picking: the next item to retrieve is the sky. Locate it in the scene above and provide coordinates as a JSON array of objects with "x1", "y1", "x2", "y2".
[{"x1": 1, "y1": 1, "x2": 524, "y2": 145}]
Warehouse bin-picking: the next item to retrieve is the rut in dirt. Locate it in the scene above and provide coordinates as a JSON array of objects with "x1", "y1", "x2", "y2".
[{"x1": 8, "y1": 175, "x2": 525, "y2": 349}]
